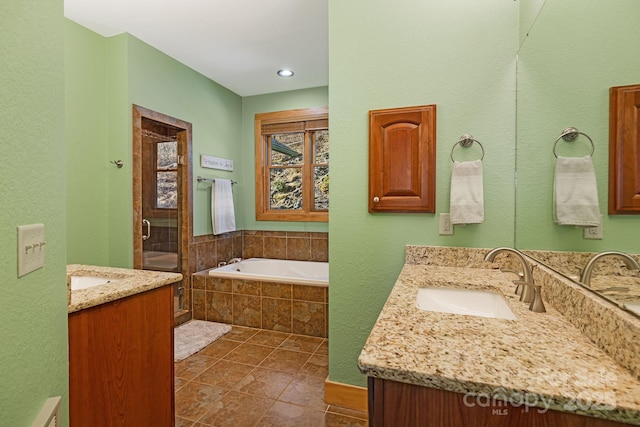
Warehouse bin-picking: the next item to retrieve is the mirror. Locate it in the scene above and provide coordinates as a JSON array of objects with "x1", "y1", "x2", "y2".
[{"x1": 515, "y1": 0, "x2": 640, "y2": 314}]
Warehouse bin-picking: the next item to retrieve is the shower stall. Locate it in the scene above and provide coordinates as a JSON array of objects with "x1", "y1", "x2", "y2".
[{"x1": 132, "y1": 105, "x2": 192, "y2": 321}]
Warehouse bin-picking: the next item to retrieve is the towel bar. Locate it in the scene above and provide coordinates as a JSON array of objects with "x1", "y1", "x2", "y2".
[{"x1": 197, "y1": 176, "x2": 237, "y2": 185}]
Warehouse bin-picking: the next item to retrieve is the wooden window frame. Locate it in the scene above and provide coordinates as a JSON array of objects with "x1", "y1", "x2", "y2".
[
  {"x1": 255, "y1": 106, "x2": 329, "y2": 222},
  {"x1": 142, "y1": 135, "x2": 179, "y2": 220}
]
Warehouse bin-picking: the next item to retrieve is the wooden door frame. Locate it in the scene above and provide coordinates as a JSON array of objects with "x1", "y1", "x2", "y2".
[{"x1": 132, "y1": 105, "x2": 193, "y2": 321}]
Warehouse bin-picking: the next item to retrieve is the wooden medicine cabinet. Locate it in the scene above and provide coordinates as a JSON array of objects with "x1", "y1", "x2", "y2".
[
  {"x1": 609, "y1": 83, "x2": 640, "y2": 214},
  {"x1": 369, "y1": 105, "x2": 436, "y2": 213}
]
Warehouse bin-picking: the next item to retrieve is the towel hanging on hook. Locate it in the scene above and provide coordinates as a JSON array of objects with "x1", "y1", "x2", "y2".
[
  {"x1": 449, "y1": 134, "x2": 484, "y2": 225},
  {"x1": 552, "y1": 127, "x2": 600, "y2": 227}
]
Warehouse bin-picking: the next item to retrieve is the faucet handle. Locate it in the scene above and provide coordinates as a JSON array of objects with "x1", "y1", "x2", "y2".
[
  {"x1": 529, "y1": 284, "x2": 546, "y2": 313},
  {"x1": 512, "y1": 279, "x2": 526, "y2": 296},
  {"x1": 515, "y1": 280, "x2": 535, "y2": 304}
]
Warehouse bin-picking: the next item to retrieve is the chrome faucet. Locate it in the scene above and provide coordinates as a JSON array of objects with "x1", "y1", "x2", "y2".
[
  {"x1": 484, "y1": 247, "x2": 534, "y2": 284},
  {"x1": 579, "y1": 251, "x2": 640, "y2": 287},
  {"x1": 227, "y1": 257, "x2": 242, "y2": 264},
  {"x1": 484, "y1": 247, "x2": 546, "y2": 313}
]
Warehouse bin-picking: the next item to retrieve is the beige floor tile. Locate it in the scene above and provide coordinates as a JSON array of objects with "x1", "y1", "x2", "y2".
[
  {"x1": 197, "y1": 338, "x2": 240, "y2": 358},
  {"x1": 259, "y1": 348, "x2": 312, "y2": 374},
  {"x1": 175, "y1": 354, "x2": 218, "y2": 381},
  {"x1": 255, "y1": 401, "x2": 325, "y2": 427},
  {"x1": 280, "y1": 334, "x2": 324, "y2": 353},
  {"x1": 175, "y1": 376, "x2": 188, "y2": 392},
  {"x1": 175, "y1": 331, "x2": 367, "y2": 426},
  {"x1": 224, "y1": 325, "x2": 259, "y2": 342},
  {"x1": 316, "y1": 339, "x2": 328, "y2": 356},
  {"x1": 248, "y1": 329, "x2": 291, "y2": 347},
  {"x1": 279, "y1": 374, "x2": 329, "y2": 411},
  {"x1": 322, "y1": 412, "x2": 369, "y2": 426},
  {"x1": 174, "y1": 381, "x2": 226, "y2": 421},
  {"x1": 233, "y1": 366, "x2": 295, "y2": 399},
  {"x1": 300, "y1": 353, "x2": 329, "y2": 378},
  {"x1": 175, "y1": 417, "x2": 195, "y2": 427},
  {"x1": 195, "y1": 359, "x2": 255, "y2": 389},
  {"x1": 223, "y1": 342, "x2": 275, "y2": 365},
  {"x1": 197, "y1": 390, "x2": 275, "y2": 427}
]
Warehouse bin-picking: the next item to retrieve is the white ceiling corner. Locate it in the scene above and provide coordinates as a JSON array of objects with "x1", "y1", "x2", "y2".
[{"x1": 64, "y1": 0, "x2": 328, "y2": 97}]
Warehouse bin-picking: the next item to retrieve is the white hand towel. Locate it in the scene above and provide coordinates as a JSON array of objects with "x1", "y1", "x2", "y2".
[
  {"x1": 450, "y1": 159, "x2": 484, "y2": 225},
  {"x1": 553, "y1": 156, "x2": 600, "y2": 227},
  {"x1": 211, "y1": 179, "x2": 236, "y2": 235}
]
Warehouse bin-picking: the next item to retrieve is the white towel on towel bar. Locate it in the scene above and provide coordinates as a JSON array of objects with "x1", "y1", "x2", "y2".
[
  {"x1": 211, "y1": 179, "x2": 236, "y2": 235},
  {"x1": 553, "y1": 156, "x2": 600, "y2": 227},
  {"x1": 450, "y1": 159, "x2": 484, "y2": 225}
]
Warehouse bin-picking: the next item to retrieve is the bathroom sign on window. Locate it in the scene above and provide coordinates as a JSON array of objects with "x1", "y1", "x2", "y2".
[{"x1": 201, "y1": 154, "x2": 234, "y2": 171}]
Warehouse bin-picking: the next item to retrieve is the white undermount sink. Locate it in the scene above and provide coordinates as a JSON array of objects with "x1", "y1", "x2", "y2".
[
  {"x1": 70, "y1": 276, "x2": 119, "y2": 291},
  {"x1": 416, "y1": 287, "x2": 517, "y2": 320}
]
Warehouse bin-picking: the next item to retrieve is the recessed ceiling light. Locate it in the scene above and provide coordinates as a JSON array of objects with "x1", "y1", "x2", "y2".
[{"x1": 277, "y1": 69, "x2": 294, "y2": 77}]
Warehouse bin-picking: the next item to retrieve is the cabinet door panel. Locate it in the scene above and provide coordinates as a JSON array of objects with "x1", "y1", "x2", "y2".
[
  {"x1": 609, "y1": 84, "x2": 640, "y2": 214},
  {"x1": 69, "y1": 285, "x2": 174, "y2": 426},
  {"x1": 369, "y1": 105, "x2": 436, "y2": 213}
]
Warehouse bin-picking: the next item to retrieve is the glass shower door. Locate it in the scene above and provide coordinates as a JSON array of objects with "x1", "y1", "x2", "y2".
[{"x1": 141, "y1": 122, "x2": 182, "y2": 310}]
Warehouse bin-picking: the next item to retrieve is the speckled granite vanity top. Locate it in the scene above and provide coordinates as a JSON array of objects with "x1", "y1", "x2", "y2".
[
  {"x1": 358, "y1": 263, "x2": 640, "y2": 425},
  {"x1": 67, "y1": 264, "x2": 182, "y2": 313}
]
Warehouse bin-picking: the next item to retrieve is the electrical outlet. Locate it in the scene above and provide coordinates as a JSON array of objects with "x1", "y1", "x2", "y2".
[
  {"x1": 583, "y1": 215, "x2": 603, "y2": 240},
  {"x1": 17, "y1": 223, "x2": 46, "y2": 277},
  {"x1": 439, "y1": 213, "x2": 454, "y2": 235}
]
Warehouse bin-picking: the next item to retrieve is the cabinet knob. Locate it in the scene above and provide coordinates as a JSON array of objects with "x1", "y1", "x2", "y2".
[{"x1": 373, "y1": 196, "x2": 380, "y2": 203}]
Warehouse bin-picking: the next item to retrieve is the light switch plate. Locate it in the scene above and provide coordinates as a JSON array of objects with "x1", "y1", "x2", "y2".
[{"x1": 17, "y1": 223, "x2": 45, "y2": 277}]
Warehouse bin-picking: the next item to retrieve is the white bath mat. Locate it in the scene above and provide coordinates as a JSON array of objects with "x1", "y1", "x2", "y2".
[{"x1": 174, "y1": 320, "x2": 231, "y2": 362}]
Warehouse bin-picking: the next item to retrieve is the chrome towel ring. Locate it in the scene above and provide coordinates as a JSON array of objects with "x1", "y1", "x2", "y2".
[
  {"x1": 450, "y1": 134, "x2": 485, "y2": 162},
  {"x1": 553, "y1": 127, "x2": 595, "y2": 158}
]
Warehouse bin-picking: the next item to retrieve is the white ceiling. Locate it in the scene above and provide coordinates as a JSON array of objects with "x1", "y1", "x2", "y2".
[{"x1": 64, "y1": 0, "x2": 328, "y2": 97}]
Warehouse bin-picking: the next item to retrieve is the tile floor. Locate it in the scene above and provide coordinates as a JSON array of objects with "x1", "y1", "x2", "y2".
[{"x1": 175, "y1": 325, "x2": 368, "y2": 427}]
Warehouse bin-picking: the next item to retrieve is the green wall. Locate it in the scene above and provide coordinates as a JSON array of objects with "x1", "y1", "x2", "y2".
[
  {"x1": 328, "y1": 0, "x2": 518, "y2": 386},
  {"x1": 240, "y1": 87, "x2": 329, "y2": 232},
  {"x1": 0, "y1": 1, "x2": 69, "y2": 426},
  {"x1": 66, "y1": 22, "x2": 330, "y2": 264},
  {"x1": 65, "y1": 20, "x2": 109, "y2": 265},
  {"x1": 515, "y1": 0, "x2": 640, "y2": 252},
  {"x1": 65, "y1": 25, "x2": 243, "y2": 266},
  {"x1": 127, "y1": 35, "x2": 243, "y2": 240}
]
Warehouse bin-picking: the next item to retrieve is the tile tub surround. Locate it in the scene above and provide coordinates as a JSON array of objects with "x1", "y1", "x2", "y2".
[
  {"x1": 192, "y1": 271, "x2": 328, "y2": 338},
  {"x1": 360, "y1": 250, "x2": 640, "y2": 424},
  {"x1": 183, "y1": 231, "x2": 328, "y2": 325},
  {"x1": 68, "y1": 264, "x2": 182, "y2": 313}
]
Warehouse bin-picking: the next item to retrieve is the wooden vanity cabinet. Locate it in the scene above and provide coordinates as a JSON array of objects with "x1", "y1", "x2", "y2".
[
  {"x1": 69, "y1": 285, "x2": 174, "y2": 426},
  {"x1": 369, "y1": 105, "x2": 436, "y2": 213},
  {"x1": 368, "y1": 377, "x2": 630, "y2": 427}
]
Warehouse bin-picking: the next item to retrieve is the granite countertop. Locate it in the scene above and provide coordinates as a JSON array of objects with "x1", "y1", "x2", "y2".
[
  {"x1": 67, "y1": 264, "x2": 182, "y2": 313},
  {"x1": 590, "y1": 276, "x2": 640, "y2": 304},
  {"x1": 358, "y1": 264, "x2": 640, "y2": 425}
]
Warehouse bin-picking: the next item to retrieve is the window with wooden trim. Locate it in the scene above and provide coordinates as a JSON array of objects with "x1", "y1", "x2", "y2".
[
  {"x1": 142, "y1": 123, "x2": 179, "y2": 219},
  {"x1": 255, "y1": 107, "x2": 329, "y2": 222}
]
